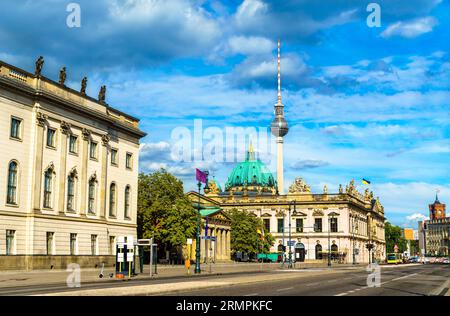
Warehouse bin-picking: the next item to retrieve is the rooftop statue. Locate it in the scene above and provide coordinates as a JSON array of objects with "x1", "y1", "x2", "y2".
[
  {"x1": 35, "y1": 56, "x2": 44, "y2": 77},
  {"x1": 98, "y1": 85, "x2": 106, "y2": 103},
  {"x1": 288, "y1": 177, "x2": 311, "y2": 194},
  {"x1": 80, "y1": 77, "x2": 87, "y2": 95},
  {"x1": 59, "y1": 67, "x2": 67, "y2": 86}
]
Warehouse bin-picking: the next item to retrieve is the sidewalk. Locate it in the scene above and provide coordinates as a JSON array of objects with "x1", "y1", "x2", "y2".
[{"x1": 0, "y1": 261, "x2": 344, "y2": 289}]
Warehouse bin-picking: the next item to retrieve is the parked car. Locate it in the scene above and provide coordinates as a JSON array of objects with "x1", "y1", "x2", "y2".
[
  {"x1": 442, "y1": 258, "x2": 450, "y2": 264},
  {"x1": 408, "y1": 256, "x2": 419, "y2": 263}
]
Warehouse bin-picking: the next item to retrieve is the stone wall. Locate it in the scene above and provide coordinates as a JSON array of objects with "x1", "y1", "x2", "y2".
[{"x1": 0, "y1": 255, "x2": 116, "y2": 271}]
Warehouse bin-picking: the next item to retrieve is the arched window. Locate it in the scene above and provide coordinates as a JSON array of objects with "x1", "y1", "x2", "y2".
[
  {"x1": 7, "y1": 161, "x2": 18, "y2": 205},
  {"x1": 331, "y1": 244, "x2": 338, "y2": 260},
  {"x1": 88, "y1": 178, "x2": 96, "y2": 214},
  {"x1": 109, "y1": 183, "x2": 116, "y2": 217},
  {"x1": 43, "y1": 169, "x2": 53, "y2": 208},
  {"x1": 67, "y1": 170, "x2": 77, "y2": 211},
  {"x1": 124, "y1": 185, "x2": 131, "y2": 219},
  {"x1": 315, "y1": 244, "x2": 323, "y2": 260}
]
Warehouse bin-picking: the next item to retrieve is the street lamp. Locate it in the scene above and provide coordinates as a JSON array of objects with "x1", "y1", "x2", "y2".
[
  {"x1": 287, "y1": 201, "x2": 295, "y2": 269},
  {"x1": 328, "y1": 212, "x2": 338, "y2": 267},
  {"x1": 352, "y1": 217, "x2": 358, "y2": 265},
  {"x1": 195, "y1": 171, "x2": 209, "y2": 274}
]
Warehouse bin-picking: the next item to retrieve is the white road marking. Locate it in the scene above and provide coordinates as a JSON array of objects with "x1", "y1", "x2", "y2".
[
  {"x1": 244, "y1": 293, "x2": 259, "y2": 296},
  {"x1": 276, "y1": 287, "x2": 294, "y2": 292},
  {"x1": 335, "y1": 292, "x2": 348, "y2": 296}
]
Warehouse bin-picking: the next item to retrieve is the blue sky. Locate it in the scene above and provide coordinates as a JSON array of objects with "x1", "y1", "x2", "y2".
[{"x1": 1, "y1": 0, "x2": 449, "y2": 228}]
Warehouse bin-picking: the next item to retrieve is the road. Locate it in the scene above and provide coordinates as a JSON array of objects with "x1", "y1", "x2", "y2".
[
  {"x1": 0, "y1": 264, "x2": 448, "y2": 296},
  {"x1": 168, "y1": 264, "x2": 450, "y2": 296}
]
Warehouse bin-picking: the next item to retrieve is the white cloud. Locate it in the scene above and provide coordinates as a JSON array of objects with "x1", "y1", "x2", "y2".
[
  {"x1": 228, "y1": 36, "x2": 274, "y2": 55},
  {"x1": 381, "y1": 16, "x2": 438, "y2": 38},
  {"x1": 406, "y1": 213, "x2": 428, "y2": 222}
]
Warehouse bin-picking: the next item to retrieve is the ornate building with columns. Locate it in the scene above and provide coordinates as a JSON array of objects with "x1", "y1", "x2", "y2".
[
  {"x1": 198, "y1": 147, "x2": 386, "y2": 264},
  {"x1": 0, "y1": 59, "x2": 146, "y2": 270},
  {"x1": 184, "y1": 196, "x2": 232, "y2": 263}
]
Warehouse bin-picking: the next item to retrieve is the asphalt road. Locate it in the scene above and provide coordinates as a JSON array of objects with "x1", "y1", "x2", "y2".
[
  {"x1": 168, "y1": 264, "x2": 450, "y2": 296},
  {"x1": 0, "y1": 264, "x2": 447, "y2": 296}
]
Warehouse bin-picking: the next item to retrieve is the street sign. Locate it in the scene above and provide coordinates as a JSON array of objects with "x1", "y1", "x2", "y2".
[
  {"x1": 394, "y1": 244, "x2": 399, "y2": 253},
  {"x1": 187, "y1": 238, "x2": 193, "y2": 245},
  {"x1": 287, "y1": 241, "x2": 295, "y2": 246},
  {"x1": 202, "y1": 236, "x2": 216, "y2": 241},
  {"x1": 127, "y1": 235, "x2": 134, "y2": 248},
  {"x1": 117, "y1": 252, "x2": 124, "y2": 263}
]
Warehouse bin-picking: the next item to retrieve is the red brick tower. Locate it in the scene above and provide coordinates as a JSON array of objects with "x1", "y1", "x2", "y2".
[{"x1": 429, "y1": 193, "x2": 446, "y2": 220}]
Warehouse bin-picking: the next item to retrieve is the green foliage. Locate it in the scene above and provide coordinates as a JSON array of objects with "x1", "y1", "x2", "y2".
[
  {"x1": 385, "y1": 222, "x2": 408, "y2": 253},
  {"x1": 227, "y1": 208, "x2": 275, "y2": 254},
  {"x1": 137, "y1": 169, "x2": 197, "y2": 248}
]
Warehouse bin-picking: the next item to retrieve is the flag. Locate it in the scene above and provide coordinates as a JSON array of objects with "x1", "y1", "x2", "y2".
[
  {"x1": 205, "y1": 217, "x2": 209, "y2": 236},
  {"x1": 196, "y1": 169, "x2": 207, "y2": 184},
  {"x1": 362, "y1": 178, "x2": 371, "y2": 185}
]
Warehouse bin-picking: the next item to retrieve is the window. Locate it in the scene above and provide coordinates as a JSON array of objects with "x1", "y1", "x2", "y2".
[
  {"x1": 88, "y1": 179, "x2": 96, "y2": 214},
  {"x1": 124, "y1": 185, "x2": 131, "y2": 219},
  {"x1": 7, "y1": 161, "x2": 18, "y2": 205},
  {"x1": 277, "y1": 218, "x2": 284, "y2": 233},
  {"x1": 296, "y1": 218, "x2": 304, "y2": 233},
  {"x1": 109, "y1": 236, "x2": 116, "y2": 255},
  {"x1": 315, "y1": 244, "x2": 323, "y2": 260},
  {"x1": 10, "y1": 117, "x2": 22, "y2": 140},
  {"x1": 70, "y1": 233, "x2": 77, "y2": 255},
  {"x1": 111, "y1": 149, "x2": 118, "y2": 166},
  {"x1": 330, "y1": 217, "x2": 338, "y2": 233},
  {"x1": 126, "y1": 153, "x2": 133, "y2": 169},
  {"x1": 67, "y1": 173, "x2": 76, "y2": 211},
  {"x1": 46, "y1": 232, "x2": 54, "y2": 255},
  {"x1": 109, "y1": 183, "x2": 116, "y2": 217},
  {"x1": 90, "y1": 141, "x2": 98, "y2": 159},
  {"x1": 263, "y1": 219, "x2": 270, "y2": 233},
  {"x1": 43, "y1": 169, "x2": 53, "y2": 208},
  {"x1": 314, "y1": 218, "x2": 322, "y2": 232},
  {"x1": 69, "y1": 135, "x2": 78, "y2": 154},
  {"x1": 91, "y1": 235, "x2": 98, "y2": 255},
  {"x1": 6, "y1": 230, "x2": 15, "y2": 255},
  {"x1": 46, "y1": 128, "x2": 56, "y2": 148}
]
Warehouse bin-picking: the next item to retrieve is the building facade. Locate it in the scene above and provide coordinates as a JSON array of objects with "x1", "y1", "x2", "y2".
[
  {"x1": 200, "y1": 156, "x2": 386, "y2": 264},
  {"x1": 0, "y1": 59, "x2": 146, "y2": 270},
  {"x1": 422, "y1": 195, "x2": 449, "y2": 256}
]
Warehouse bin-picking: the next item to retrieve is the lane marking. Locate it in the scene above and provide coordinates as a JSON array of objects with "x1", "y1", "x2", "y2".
[
  {"x1": 335, "y1": 292, "x2": 348, "y2": 296},
  {"x1": 276, "y1": 287, "x2": 294, "y2": 292},
  {"x1": 244, "y1": 293, "x2": 259, "y2": 296}
]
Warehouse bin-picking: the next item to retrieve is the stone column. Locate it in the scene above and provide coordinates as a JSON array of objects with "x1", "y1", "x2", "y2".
[
  {"x1": 58, "y1": 121, "x2": 71, "y2": 215},
  {"x1": 217, "y1": 229, "x2": 222, "y2": 260},
  {"x1": 221, "y1": 229, "x2": 226, "y2": 260},
  {"x1": 226, "y1": 230, "x2": 231, "y2": 260},
  {"x1": 79, "y1": 128, "x2": 91, "y2": 216},
  {"x1": 33, "y1": 112, "x2": 47, "y2": 212},
  {"x1": 99, "y1": 134, "x2": 110, "y2": 219}
]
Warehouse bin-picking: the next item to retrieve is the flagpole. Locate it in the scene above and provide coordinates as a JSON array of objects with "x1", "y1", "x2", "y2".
[{"x1": 195, "y1": 180, "x2": 202, "y2": 274}]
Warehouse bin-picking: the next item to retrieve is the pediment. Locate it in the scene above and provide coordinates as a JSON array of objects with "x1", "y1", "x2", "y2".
[{"x1": 313, "y1": 209, "x2": 324, "y2": 216}]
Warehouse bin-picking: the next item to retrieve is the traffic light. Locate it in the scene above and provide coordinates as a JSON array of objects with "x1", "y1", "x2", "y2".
[{"x1": 366, "y1": 243, "x2": 374, "y2": 250}]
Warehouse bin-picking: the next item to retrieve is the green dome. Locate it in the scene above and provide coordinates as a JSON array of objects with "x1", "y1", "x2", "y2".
[{"x1": 225, "y1": 145, "x2": 277, "y2": 191}]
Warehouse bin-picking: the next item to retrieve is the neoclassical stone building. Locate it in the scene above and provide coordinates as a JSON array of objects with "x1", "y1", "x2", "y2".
[
  {"x1": 183, "y1": 197, "x2": 232, "y2": 263},
  {"x1": 0, "y1": 59, "x2": 146, "y2": 269},
  {"x1": 198, "y1": 146, "x2": 386, "y2": 264}
]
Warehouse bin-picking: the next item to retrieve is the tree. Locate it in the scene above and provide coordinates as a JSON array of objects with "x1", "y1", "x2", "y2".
[
  {"x1": 227, "y1": 208, "x2": 275, "y2": 254},
  {"x1": 137, "y1": 170, "x2": 197, "y2": 251},
  {"x1": 384, "y1": 222, "x2": 408, "y2": 254}
]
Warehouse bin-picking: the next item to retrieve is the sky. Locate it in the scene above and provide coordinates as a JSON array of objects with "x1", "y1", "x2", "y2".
[{"x1": 1, "y1": 0, "x2": 449, "y2": 228}]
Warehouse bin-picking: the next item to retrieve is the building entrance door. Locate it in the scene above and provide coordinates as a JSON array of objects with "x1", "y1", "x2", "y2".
[{"x1": 295, "y1": 243, "x2": 305, "y2": 262}]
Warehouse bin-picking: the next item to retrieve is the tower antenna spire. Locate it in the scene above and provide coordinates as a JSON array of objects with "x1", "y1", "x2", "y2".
[{"x1": 277, "y1": 39, "x2": 281, "y2": 104}]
